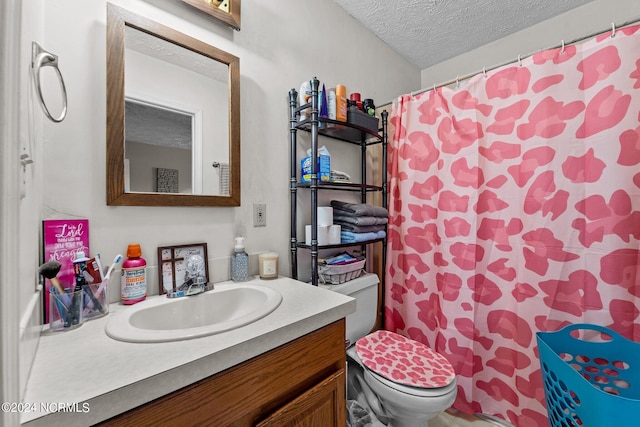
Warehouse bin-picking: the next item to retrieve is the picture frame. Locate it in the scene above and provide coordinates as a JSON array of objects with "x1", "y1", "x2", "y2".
[
  {"x1": 157, "y1": 243, "x2": 209, "y2": 294},
  {"x1": 155, "y1": 167, "x2": 179, "y2": 193},
  {"x1": 181, "y1": 0, "x2": 241, "y2": 31}
]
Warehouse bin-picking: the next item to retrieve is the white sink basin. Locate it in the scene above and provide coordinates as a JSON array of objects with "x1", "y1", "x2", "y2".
[{"x1": 105, "y1": 283, "x2": 282, "y2": 343}]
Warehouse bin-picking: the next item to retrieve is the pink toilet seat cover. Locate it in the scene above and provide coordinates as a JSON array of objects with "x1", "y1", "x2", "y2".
[{"x1": 355, "y1": 330, "x2": 456, "y2": 389}]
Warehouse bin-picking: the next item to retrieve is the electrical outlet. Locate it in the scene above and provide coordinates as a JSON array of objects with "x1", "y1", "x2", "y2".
[{"x1": 254, "y1": 203, "x2": 266, "y2": 227}]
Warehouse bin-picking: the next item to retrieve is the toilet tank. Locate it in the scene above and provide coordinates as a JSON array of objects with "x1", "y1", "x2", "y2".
[{"x1": 320, "y1": 273, "x2": 379, "y2": 347}]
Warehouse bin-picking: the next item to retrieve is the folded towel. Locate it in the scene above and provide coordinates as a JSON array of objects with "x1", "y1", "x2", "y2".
[
  {"x1": 336, "y1": 223, "x2": 387, "y2": 233},
  {"x1": 333, "y1": 213, "x2": 388, "y2": 226},
  {"x1": 341, "y1": 230, "x2": 386, "y2": 243},
  {"x1": 331, "y1": 200, "x2": 389, "y2": 218}
]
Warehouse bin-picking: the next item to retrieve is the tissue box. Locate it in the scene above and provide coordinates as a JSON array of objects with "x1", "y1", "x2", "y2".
[{"x1": 301, "y1": 155, "x2": 330, "y2": 182}]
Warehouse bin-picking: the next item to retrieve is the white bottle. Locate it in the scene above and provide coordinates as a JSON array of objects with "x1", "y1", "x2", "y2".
[
  {"x1": 327, "y1": 87, "x2": 337, "y2": 120},
  {"x1": 231, "y1": 237, "x2": 249, "y2": 282},
  {"x1": 299, "y1": 81, "x2": 312, "y2": 120}
]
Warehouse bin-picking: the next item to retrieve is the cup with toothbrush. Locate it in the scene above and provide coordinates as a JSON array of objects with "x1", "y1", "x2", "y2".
[{"x1": 82, "y1": 253, "x2": 122, "y2": 321}]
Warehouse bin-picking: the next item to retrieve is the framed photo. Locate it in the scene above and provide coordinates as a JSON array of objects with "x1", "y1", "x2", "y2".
[
  {"x1": 155, "y1": 167, "x2": 179, "y2": 193},
  {"x1": 157, "y1": 243, "x2": 209, "y2": 294},
  {"x1": 181, "y1": 0, "x2": 241, "y2": 31}
]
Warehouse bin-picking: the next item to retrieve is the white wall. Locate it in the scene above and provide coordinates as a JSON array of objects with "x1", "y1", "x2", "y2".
[{"x1": 420, "y1": 0, "x2": 640, "y2": 89}]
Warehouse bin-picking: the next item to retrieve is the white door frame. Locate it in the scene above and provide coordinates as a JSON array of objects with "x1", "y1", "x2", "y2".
[{"x1": 0, "y1": 0, "x2": 22, "y2": 424}]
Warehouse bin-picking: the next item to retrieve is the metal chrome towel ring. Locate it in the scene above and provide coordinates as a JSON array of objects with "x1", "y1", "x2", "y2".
[{"x1": 31, "y1": 42, "x2": 67, "y2": 123}]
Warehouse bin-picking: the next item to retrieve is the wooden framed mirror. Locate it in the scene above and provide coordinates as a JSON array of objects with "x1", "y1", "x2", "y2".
[{"x1": 107, "y1": 4, "x2": 240, "y2": 206}]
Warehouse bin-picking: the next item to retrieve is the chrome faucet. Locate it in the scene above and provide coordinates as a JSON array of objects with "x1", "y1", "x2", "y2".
[
  {"x1": 166, "y1": 277, "x2": 213, "y2": 298},
  {"x1": 166, "y1": 254, "x2": 213, "y2": 298}
]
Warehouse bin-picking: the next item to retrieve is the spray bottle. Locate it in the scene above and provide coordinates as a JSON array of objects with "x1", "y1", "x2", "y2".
[{"x1": 121, "y1": 244, "x2": 147, "y2": 305}]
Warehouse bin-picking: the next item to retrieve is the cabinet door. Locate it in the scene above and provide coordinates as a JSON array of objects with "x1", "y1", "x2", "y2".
[{"x1": 256, "y1": 370, "x2": 346, "y2": 427}]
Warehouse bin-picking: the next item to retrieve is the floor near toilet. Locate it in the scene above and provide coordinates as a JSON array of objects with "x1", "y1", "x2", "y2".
[{"x1": 430, "y1": 409, "x2": 515, "y2": 427}]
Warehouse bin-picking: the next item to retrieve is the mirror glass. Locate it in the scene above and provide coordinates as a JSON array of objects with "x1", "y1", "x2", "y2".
[{"x1": 107, "y1": 4, "x2": 240, "y2": 206}]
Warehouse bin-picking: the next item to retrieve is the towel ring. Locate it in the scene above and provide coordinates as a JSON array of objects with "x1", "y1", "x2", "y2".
[{"x1": 32, "y1": 42, "x2": 67, "y2": 123}]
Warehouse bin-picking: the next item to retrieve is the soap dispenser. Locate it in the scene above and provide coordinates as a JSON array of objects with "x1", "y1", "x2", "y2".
[{"x1": 231, "y1": 237, "x2": 249, "y2": 282}]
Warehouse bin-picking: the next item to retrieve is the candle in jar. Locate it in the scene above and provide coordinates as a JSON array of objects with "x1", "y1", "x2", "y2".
[{"x1": 259, "y1": 252, "x2": 279, "y2": 279}]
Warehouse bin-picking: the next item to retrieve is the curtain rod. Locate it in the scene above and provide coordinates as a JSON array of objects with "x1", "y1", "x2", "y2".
[{"x1": 378, "y1": 15, "x2": 640, "y2": 109}]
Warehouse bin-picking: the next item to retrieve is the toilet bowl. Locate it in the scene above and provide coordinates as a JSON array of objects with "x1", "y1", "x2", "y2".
[{"x1": 320, "y1": 273, "x2": 457, "y2": 427}]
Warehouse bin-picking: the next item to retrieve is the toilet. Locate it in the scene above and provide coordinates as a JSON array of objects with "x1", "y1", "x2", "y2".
[{"x1": 321, "y1": 273, "x2": 457, "y2": 427}]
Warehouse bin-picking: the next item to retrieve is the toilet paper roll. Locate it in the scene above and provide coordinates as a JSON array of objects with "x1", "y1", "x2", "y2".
[
  {"x1": 305, "y1": 225, "x2": 330, "y2": 246},
  {"x1": 318, "y1": 207, "x2": 333, "y2": 226},
  {"x1": 318, "y1": 225, "x2": 330, "y2": 245},
  {"x1": 329, "y1": 225, "x2": 341, "y2": 244}
]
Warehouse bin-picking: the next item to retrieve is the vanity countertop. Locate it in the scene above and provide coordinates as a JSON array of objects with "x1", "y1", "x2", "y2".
[{"x1": 21, "y1": 276, "x2": 355, "y2": 426}]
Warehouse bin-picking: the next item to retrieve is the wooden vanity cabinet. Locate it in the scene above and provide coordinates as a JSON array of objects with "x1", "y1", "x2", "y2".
[{"x1": 98, "y1": 319, "x2": 347, "y2": 426}]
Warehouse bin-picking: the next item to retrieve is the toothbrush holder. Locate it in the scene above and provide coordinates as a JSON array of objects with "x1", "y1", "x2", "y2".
[
  {"x1": 48, "y1": 288, "x2": 84, "y2": 332},
  {"x1": 82, "y1": 281, "x2": 109, "y2": 321}
]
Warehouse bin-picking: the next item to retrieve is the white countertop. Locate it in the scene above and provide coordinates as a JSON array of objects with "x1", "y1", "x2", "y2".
[{"x1": 21, "y1": 276, "x2": 355, "y2": 426}]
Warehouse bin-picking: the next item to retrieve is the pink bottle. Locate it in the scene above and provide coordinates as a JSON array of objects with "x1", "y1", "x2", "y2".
[{"x1": 121, "y1": 244, "x2": 147, "y2": 305}]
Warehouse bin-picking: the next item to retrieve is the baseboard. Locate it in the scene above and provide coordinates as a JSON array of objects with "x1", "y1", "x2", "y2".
[{"x1": 19, "y1": 285, "x2": 42, "y2": 399}]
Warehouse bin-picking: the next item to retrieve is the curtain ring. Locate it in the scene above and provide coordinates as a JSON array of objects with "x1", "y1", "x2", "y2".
[
  {"x1": 518, "y1": 54, "x2": 522, "y2": 66},
  {"x1": 456, "y1": 76, "x2": 460, "y2": 88},
  {"x1": 31, "y1": 42, "x2": 67, "y2": 123},
  {"x1": 560, "y1": 40, "x2": 565, "y2": 54},
  {"x1": 611, "y1": 22, "x2": 616, "y2": 38},
  {"x1": 482, "y1": 67, "x2": 487, "y2": 78},
  {"x1": 433, "y1": 84, "x2": 437, "y2": 93}
]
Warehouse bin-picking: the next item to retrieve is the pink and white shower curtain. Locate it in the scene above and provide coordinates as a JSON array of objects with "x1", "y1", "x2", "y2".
[{"x1": 385, "y1": 25, "x2": 640, "y2": 425}]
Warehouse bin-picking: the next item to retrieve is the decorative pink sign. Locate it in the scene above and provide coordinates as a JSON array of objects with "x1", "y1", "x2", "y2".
[{"x1": 42, "y1": 219, "x2": 89, "y2": 323}]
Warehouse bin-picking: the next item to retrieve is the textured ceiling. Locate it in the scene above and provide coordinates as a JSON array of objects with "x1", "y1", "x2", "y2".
[
  {"x1": 334, "y1": 0, "x2": 597, "y2": 70},
  {"x1": 125, "y1": 101, "x2": 192, "y2": 150}
]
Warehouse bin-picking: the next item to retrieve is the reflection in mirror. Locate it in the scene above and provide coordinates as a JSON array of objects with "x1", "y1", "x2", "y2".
[
  {"x1": 125, "y1": 99, "x2": 194, "y2": 194},
  {"x1": 107, "y1": 4, "x2": 240, "y2": 206}
]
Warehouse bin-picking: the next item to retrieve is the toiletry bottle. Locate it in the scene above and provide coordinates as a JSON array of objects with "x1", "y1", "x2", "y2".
[
  {"x1": 349, "y1": 92, "x2": 363, "y2": 111},
  {"x1": 327, "y1": 87, "x2": 337, "y2": 120},
  {"x1": 121, "y1": 244, "x2": 147, "y2": 305},
  {"x1": 363, "y1": 98, "x2": 376, "y2": 116},
  {"x1": 231, "y1": 237, "x2": 249, "y2": 282},
  {"x1": 299, "y1": 81, "x2": 312, "y2": 120},
  {"x1": 336, "y1": 85, "x2": 347, "y2": 122},
  {"x1": 319, "y1": 84, "x2": 328, "y2": 119}
]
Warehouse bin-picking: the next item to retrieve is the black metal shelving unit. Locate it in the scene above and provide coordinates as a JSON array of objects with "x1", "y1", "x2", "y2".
[{"x1": 289, "y1": 77, "x2": 388, "y2": 286}]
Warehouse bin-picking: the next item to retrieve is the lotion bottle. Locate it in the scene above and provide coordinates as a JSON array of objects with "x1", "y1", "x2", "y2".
[
  {"x1": 327, "y1": 87, "x2": 337, "y2": 120},
  {"x1": 231, "y1": 237, "x2": 249, "y2": 282},
  {"x1": 336, "y1": 85, "x2": 347, "y2": 122},
  {"x1": 299, "y1": 81, "x2": 312, "y2": 120},
  {"x1": 121, "y1": 244, "x2": 147, "y2": 305}
]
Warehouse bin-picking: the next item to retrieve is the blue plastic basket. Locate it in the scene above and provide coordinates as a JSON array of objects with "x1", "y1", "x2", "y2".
[{"x1": 537, "y1": 324, "x2": 640, "y2": 427}]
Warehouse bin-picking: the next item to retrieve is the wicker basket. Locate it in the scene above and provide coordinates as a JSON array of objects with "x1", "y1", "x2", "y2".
[{"x1": 318, "y1": 259, "x2": 365, "y2": 285}]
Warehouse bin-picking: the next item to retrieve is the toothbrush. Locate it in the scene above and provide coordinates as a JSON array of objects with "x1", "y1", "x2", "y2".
[
  {"x1": 96, "y1": 254, "x2": 122, "y2": 298},
  {"x1": 103, "y1": 254, "x2": 123, "y2": 281}
]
